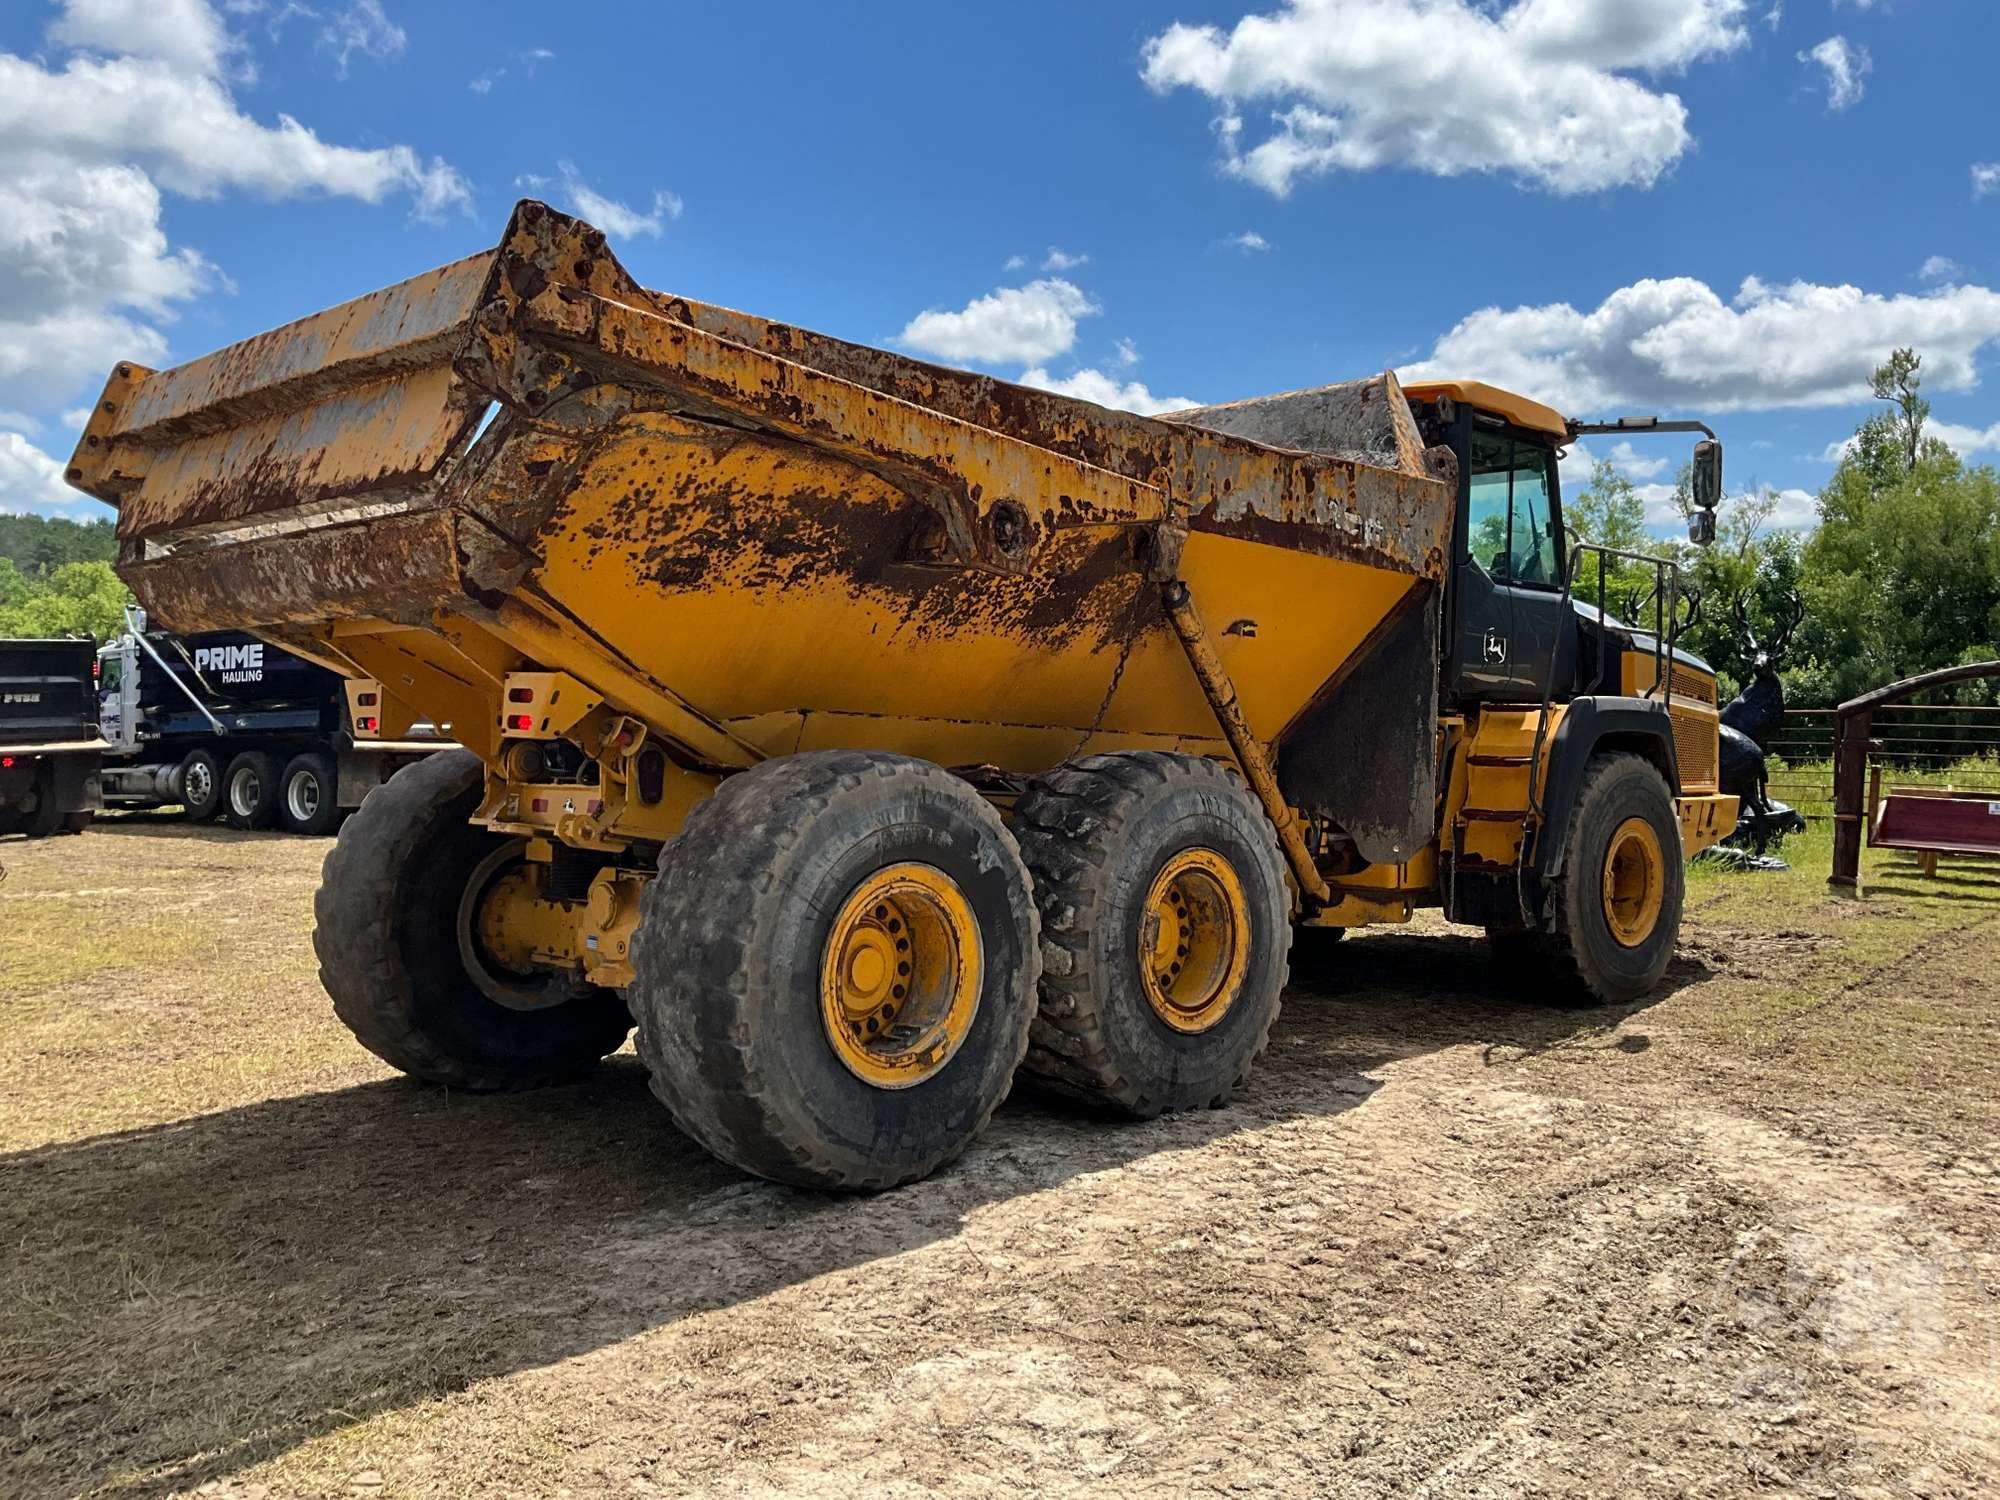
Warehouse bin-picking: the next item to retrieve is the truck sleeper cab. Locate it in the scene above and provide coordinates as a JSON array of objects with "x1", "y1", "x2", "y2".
[{"x1": 66, "y1": 201, "x2": 1737, "y2": 1191}]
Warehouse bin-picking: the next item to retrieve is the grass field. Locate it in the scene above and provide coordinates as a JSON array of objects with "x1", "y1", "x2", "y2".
[{"x1": 2, "y1": 812, "x2": 1998, "y2": 1497}]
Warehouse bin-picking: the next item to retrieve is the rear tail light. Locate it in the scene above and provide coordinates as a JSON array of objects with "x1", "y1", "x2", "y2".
[
  {"x1": 358, "y1": 716, "x2": 379, "y2": 732},
  {"x1": 507, "y1": 686, "x2": 535, "y2": 703},
  {"x1": 507, "y1": 714, "x2": 536, "y2": 732},
  {"x1": 356, "y1": 691, "x2": 378, "y2": 707}
]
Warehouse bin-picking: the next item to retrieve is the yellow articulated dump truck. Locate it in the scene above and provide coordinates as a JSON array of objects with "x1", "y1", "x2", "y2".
[{"x1": 66, "y1": 202, "x2": 1737, "y2": 1189}]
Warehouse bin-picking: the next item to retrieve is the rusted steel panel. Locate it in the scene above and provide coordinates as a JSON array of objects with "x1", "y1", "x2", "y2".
[
  {"x1": 1160, "y1": 378, "x2": 1431, "y2": 477},
  {"x1": 121, "y1": 254, "x2": 492, "y2": 441},
  {"x1": 117, "y1": 366, "x2": 477, "y2": 539},
  {"x1": 120, "y1": 508, "x2": 470, "y2": 632}
]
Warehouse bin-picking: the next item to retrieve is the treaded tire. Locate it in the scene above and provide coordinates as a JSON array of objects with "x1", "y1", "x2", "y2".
[
  {"x1": 628, "y1": 750, "x2": 1039, "y2": 1191},
  {"x1": 224, "y1": 750, "x2": 283, "y2": 829},
  {"x1": 1547, "y1": 753, "x2": 1684, "y2": 1005},
  {"x1": 178, "y1": 749, "x2": 224, "y2": 821},
  {"x1": 278, "y1": 752, "x2": 341, "y2": 834},
  {"x1": 314, "y1": 750, "x2": 632, "y2": 1089},
  {"x1": 1014, "y1": 751, "x2": 1291, "y2": 1116}
]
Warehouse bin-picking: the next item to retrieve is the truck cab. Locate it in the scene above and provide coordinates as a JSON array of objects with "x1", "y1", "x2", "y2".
[{"x1": 1330, "y1": 379, "x2": 1737, "y2": 942}]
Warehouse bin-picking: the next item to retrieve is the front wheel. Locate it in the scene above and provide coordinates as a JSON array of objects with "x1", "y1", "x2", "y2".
[
  {"x1": 628, "y1": 750, "x2": 1040, "y2": 1190},
  {"x1": 1548, "y1": 754, "x2": 1684, "y2": 1005},
  {"x1": 177, "y1": 749, "x2": 224, "y2": 822},
  {"x1": 314, "y1": 751, "x2": 632, "y2": 1088}
]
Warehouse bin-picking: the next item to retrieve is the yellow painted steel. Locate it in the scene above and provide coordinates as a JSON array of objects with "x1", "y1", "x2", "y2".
[
  {"x1": 1444, "y1": 706, "x2": 1562, "y2": 868},
  {"x1": 1401, "y1": 379, "x2": 1569, "y2": 440},
  {"x1": 1602, "y1": 817, "x2": 1667, "y2": 947},
  {"x1": 1139, "y1": 848, "x2": 1251, "y2": 1033},
  {"x1": 475, "y1": 858, "x2": 646, "y2": 989},
  {"x1": 1677, "y1": 792, "x2": 1739, "y2": 857},
  {"x1": 819, "y1": 863, "x2": 983, "y2": 1089},
  {"x1": 1621, "y1": 654, "x2": 1723, "y2": 794}
]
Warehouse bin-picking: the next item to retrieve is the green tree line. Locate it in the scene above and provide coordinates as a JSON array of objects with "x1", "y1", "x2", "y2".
[
  {"x1": 1566, "y1": 350, "x2": 2000, "y2": 709},
  {"x1": 0, "y1": 514, "x2": 128, "y2": 641}
]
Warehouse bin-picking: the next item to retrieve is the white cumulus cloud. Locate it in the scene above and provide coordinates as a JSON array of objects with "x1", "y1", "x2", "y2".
[
  {"x1": 1042, "y1": 247, "x2": 1089, "y2": 271},
  {"x1": 0, "y1": 430, "x2": 90, "y2": 514},
  {"x1": 319, "y1": 1, "x2": 406, "y2": 80},
  {"x1": 529, "y1": 162, "x2": 682, "y2": 239},
  {"x1": 1225, "y1": 230, "x2": 1271, "y2": 253},
  {"x1": 1142, "y1": 0, "x2": 1752, "y2": 197},
  {"x1": 1974, "y1": 163, "x2": 2000, "y2": 199},
  {"x1": 1919, "y1": 255, "x2": 1964, "y2": 284},
  {"x1": 1402, "y1": 274, "x2": 2000, "y2": 415},
  {"x1": 898, "y1": 280, "x2": 1099, "y2": 366},
  {"x1": 1019, "y1": 367, "x2": 1198, "y2": 417},
  {"x1": 0, "y1": 0, "x2": 469, "y2": 515},
  {"x1": 1799, "y1": 35, "x2": 1869, "y2": 111}
]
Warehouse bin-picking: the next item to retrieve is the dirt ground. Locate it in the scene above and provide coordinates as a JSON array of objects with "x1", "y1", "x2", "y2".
[{"x1": 2, "y1": 814, "x2": 1998, "y2": 1498}]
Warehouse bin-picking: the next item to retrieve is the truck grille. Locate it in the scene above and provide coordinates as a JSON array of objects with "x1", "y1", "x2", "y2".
[{"x1": 1671, "y1": 702, "x2": 1719, "y2": 792}]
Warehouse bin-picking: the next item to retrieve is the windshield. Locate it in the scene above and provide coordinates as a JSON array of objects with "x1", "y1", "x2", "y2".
[{"x1": 1466, "y1": 430, "x2": 1561, "y2": 587}]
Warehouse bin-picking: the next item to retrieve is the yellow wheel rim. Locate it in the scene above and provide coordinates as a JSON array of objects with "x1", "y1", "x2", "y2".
[
  {"x1": 1602, "y1": 817, "x2": 1666, "y2": 948},
  {"x1": 1139, "y1": 848, "x2": 1250, "y2": 1034},
  {"x1": 820, "y1": 863, "x2": 982, "y2": 1090}
]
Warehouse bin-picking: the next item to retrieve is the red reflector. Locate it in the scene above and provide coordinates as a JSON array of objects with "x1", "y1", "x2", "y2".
[
  {"x1": 1, "y1": 755, "x2": 14, "y2": 769},
  {"x1": 358, "y1": 716, "x2": 379, "y2": 732},
  {"x1": 506, "y1": 714, "x2": 535, "y2": 732},
  {"x1": 588, "y1": 799, "x2": 603, "y2": 815},
  {"x1": 507, "y1": 686, "x2": 536, "y2": 703},
  {"x1": 530, "y1": 797, "x2": 549, "y2": 812},
  {"x1": 357, "y1": 691, "x2": 378, "y2": 707}
]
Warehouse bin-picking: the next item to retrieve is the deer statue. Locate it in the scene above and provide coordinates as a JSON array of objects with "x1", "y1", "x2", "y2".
[{"x1": 1718, "y1": 590, "x2": 1807, "y2": 853}]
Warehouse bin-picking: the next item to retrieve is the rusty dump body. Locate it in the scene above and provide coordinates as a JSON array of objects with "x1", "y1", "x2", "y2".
[{"x1": 68, "y1": 200, "x2": 1455, "y2": 876}]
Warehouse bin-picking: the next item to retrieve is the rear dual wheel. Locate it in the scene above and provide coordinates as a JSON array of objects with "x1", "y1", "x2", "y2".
[
  {"x1": 627, "y1": 750, "x2": 1040, "y2": 1190},
  {"x1": 1013, "y1": 752, "x2": 1291, "y2": 1116}
]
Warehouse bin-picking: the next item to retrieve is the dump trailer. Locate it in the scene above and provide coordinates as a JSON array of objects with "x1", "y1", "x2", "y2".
[
  {"x1": 65, "y1": 202, "x2": 1737, "y2": 1189},
  {"x1": 94, "y1": 609, "x2": 445, "y2": 832},
  {"x1": 0, "y1": 637, "x2": 105, "y2": 837}
]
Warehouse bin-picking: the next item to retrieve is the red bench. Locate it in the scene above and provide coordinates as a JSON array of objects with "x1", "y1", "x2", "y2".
[{"x1": 1870, "y1": 788, "x2": 2000, "y2": 875}]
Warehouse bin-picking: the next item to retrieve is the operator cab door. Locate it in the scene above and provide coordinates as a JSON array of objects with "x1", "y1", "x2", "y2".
[{"x1": 1450, "y1": 421, "x2": 1569, "y2": 704}]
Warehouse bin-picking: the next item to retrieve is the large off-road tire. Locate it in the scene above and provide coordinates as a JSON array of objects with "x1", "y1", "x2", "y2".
[
  {"x1": 314, "y1": 750, "x2": 632, "y2": 1089},
  {"x1": 224, "y1": 750, "x2": 283, "y2": 829},
  {"x1": 177, "y1": 748, "x2": 224, "y2": 821},
  {"x1": 278, "y1": 752, "x2": 341, "y2": 835},
  {"x1": 629, "y1": 750, "x2": 1039, "y2": 1191},
  {"x1": 1547, "y1": 753, "x2": 1684, "y2": 1005},
  {"x1": 1014, "y1": 752, "x2": 1291, "y2": 1116}
]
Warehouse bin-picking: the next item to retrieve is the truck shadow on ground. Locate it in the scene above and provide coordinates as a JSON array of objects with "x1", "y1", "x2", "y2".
[
  {"x1": 87, "y1": 810, "x2": 323, "y2": 844},
  {"x1": 0, "y1": 929, "x2": 1700, "y2": 1497}
]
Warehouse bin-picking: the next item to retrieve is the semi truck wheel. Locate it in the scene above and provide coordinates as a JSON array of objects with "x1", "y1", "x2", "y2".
[
  {"x1": 627, "y1": 750, "x2": 1039, "y2": 1190},
  {"x1": 1548, "y1": 753, "x2": 1684, "y2": 1005},
  {"x1": 224, "y1": 751, "x2": 283, "y2": 829},
  {"x1": 314, "y1": 751, "x2": 632, "y2": 1089},
  {"x1": 1014, "y1": 752, "x2": 1290, "y2": 1116},
  {"x1": 178, "y1": 749, "x2": 224, "y2": 821},
  {"x1": 278, "y1": 752, "x2": 341, "y2": 834}
]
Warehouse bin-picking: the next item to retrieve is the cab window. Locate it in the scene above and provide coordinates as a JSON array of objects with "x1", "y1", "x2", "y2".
[{"x1": 1466, "y1": 430, "x2": 1561, "y2": 588}]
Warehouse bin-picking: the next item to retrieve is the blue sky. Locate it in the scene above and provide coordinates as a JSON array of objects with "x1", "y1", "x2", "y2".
[{"x1": 2, "y1": 0, "x2": 1997, "y2": 533}]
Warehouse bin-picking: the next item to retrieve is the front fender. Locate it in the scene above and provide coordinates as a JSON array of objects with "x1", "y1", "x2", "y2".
[{"x1": 1536, "y1": 696, "x2": 1679, "y2": 881}]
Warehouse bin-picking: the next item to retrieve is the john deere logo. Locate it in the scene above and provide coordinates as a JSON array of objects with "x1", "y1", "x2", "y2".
[{"x1": 194, "y1": 642, "x2": 265, "y2": 685}]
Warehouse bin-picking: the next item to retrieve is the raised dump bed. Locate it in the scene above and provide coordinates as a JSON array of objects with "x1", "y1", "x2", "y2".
[{"x1": 67, "y1": 201, "x2": 1723, "y2": 1189}]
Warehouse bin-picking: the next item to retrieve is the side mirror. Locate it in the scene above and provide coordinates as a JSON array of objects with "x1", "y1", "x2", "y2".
[
  {"x1": 1687, "y1": 510, "x2": 1716, "y2": 545},
  {"x1": 1691, "y1": 438, "x2": 1723, "y2": 513}
]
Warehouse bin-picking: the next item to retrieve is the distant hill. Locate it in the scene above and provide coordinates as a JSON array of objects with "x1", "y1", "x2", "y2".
[{"x1": 0, "y1": 514, "x2": 118, "y2": 574}]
